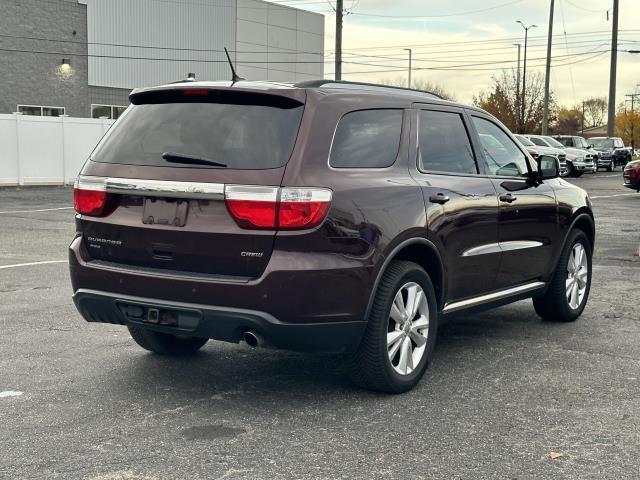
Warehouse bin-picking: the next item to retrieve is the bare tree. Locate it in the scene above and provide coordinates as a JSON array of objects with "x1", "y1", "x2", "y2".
[
  {"x1": 379, "y1": 77, "x2": 456, "y2": 101},
  {"x1": 582, "y1": 97, "x2": 608, "y2": 128},
  {"x1": 473, "y1": 69, "x2": 553, "y2": 134}
]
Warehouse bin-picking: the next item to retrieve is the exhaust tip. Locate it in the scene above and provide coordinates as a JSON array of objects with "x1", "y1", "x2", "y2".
[{"x1": 243, "y1": 330, "x2": 262, "y2": 348}]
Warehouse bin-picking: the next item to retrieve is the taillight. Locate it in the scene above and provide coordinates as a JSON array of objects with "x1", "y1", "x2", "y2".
[
  {"x1": 73, "y1": 176, "x2": 111, "y2": 217},
  {"x1": 278, "y1": 188, "x2": 332, "y2": 230},
  {"x1": 225, "y1": 185, "x2": 278, "y2": 229},
  {"x1": 225, "y1": 185, "x2": 332, "y2": 230}
]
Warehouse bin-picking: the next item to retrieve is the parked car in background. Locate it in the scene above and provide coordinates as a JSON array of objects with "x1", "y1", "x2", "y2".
[
  {"x1": 623, "y1": 159, "x2": 640, "y2": 192},
  {"x1": 526, "y1": 135, "x2": 596, "y2": 176},
  {"x1": 553, "y1": 135, "x2": 599, "y2": 161},
  {"x1": 514, "y1": 134, "x2": 567, "y2": 176},
  {"x1": 589, "y1": 137, "x2": 631, "y2": 171},
  {"x1": 69, "y1": 79, "x2": 595, "y2": 393}
]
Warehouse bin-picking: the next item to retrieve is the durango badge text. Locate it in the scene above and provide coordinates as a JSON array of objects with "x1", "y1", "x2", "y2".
[{"x1": 69, "y1": 79, "x2": 595, "y2": 393}]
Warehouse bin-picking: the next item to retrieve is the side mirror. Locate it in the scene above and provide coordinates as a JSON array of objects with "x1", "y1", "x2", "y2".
[
  {"x1": 589, "y1": 144, "x2": 594, "y2": 149},
  {"x1": 537, "y1": 155, "x2": 560, "y2": 180}
]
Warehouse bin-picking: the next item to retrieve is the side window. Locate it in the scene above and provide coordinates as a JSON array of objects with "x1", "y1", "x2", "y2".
[
  {"x1": 472, "y1": 117, "x2": 530, "y2": 177},
  {"x1": 418, "y1": 110, "x2": 477, "y2": 174},
  {"x1": 329, "y1": 109, "x2": 403, "y2": 168},
  {"x1": 530, "y1": 137, "x2": 547, "y2": 147}
]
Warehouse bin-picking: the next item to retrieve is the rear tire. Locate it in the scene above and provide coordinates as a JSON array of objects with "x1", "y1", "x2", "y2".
[
  {"x1": 348, "y1": 261, "x2": 438, "y2": 393},
  {"x1": 128, "y1": 326, "x2": 208, "y2": 355},
  {"x1": 533, "y1": 230, "x2": 592, "y2": 322}
]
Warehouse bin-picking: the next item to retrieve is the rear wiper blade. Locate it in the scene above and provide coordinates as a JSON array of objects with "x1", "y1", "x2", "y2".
[{"x1": 162, "y1": 151, "x2": 227, "y2": 168}]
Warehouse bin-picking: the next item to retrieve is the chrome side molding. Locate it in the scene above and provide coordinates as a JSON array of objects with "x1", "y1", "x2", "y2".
[
  {"x1": 462, "y1": 240, "x2": 543, "y2": 257},
  {"x1": 442, "y1": 281, "x2": 546, "y2": 313},
  {"x1": 105, "y1": 177, "x2": 225, "y2": 200}
]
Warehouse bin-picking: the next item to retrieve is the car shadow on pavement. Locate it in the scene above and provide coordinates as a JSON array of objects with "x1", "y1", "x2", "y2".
[{"x1": 98, "y1": 302, "x2": 556, "y2": 405}]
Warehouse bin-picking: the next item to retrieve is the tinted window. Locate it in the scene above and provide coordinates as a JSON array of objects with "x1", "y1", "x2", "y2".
[
  {"x1": 515, "y1": 134, "x2": 535, "y2": 147},
  {"x1": 472, "y1": 117, "x2": 530, "y2": 177},
  {"x1": 418, "y1": 110, "x2": 477, "y2": 174},
  {"x1": 543, "y1": 136, "x2": 565, "y2": 148},
  {"x1": 330, "y1": 110, "x2": 403, "y2": 168},
  {"x1": 591, "y1": 138, "x2": 613, "y2": 149},
  {"x1": 556, "y1": 137, "x2": 572, "y2": 147},
  {"x1": 529, "y1": 137, "x2": 548, "y2": 147},
  {"x1": 91, "y1": 99, "x2": 304, "y2": 169}
]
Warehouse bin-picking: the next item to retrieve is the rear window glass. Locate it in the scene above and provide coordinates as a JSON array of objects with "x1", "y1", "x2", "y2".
[
  {"x1": 91, "y1": 97, "x2": 304, "y2": 170},
  {"x1": 418, "y1": 110, "x2": 477, "y2": 174},
  {"x1": 329, "y1": 109, "x2": 403, "y2": 168}
]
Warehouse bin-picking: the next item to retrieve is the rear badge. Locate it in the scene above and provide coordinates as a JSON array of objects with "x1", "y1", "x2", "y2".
[{"x1": 241, "y1": 251, "x2": 263, "y2": 258}]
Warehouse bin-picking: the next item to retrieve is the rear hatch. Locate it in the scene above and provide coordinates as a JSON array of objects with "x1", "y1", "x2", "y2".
[{"x1": 75, "y1": 85, "x2": 306, "y2": 279}]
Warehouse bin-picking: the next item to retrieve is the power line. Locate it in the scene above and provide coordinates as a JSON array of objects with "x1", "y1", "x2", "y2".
[
  {"x1": 563, "y1": 0, "x2": 606, "y2": 13},
  {"x1": 348, "y1": 0, "x2": 525, "y2": 19},
  {"x1": 332, "y1": 29, "x2": 640, "y2": 51},
  {"x1": 328, "y1": 48, "x2": 610, "y2": 76}
]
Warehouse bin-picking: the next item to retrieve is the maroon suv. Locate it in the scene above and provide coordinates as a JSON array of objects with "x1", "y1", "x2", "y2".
[{"x1": 69, "y1": 80, "x2": 595, "y2": 392}]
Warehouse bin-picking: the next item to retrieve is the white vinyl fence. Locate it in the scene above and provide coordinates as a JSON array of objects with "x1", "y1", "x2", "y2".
[{"x1": 0, "y1": 113, "x2": 115, "y2": 186}]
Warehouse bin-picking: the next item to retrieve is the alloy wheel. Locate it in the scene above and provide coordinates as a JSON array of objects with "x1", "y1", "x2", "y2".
[
  {"x1": 566, "y1": 243, "x2": 589, "y2": 309},
  {"x1": 387, "y1": 282, "x2": 429, "y2": 375}
]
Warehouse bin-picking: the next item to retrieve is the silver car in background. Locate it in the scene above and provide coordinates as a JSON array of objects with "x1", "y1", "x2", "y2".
[
  {"x1": 514, "y1": 134, "x2": 568, "y2": 177},
  {"x1": 526, "y1": 135, "x2": 596, "y2": 177}
]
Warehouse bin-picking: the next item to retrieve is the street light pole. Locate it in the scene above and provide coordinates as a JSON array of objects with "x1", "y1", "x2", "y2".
[
  {"x1": 514, "y1": 43, "x2": 521, "y2": 132},
  {"x1": 606, "y1": 0, "x2": 619, "y2": 137},
  {"x1": 404, "y1": 48, "x2": 412, "y2": 89},
  {"x1": 542, "y1": 0, "x2": 555, "y2": 135},
  {"x1": 517, "y1": 21, "x2": 537, "y2": 134},
  {"x1": 335, "y1": 0, "x2": 343, "y2": 81}
]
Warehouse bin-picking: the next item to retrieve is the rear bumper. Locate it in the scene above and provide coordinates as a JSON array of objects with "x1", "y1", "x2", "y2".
[
  {"x1": 73, "y1": 289, "x2": 366, "y2": 353},
  {"x1": 69, "y1": 235, "x2": 372, "y2": 352}
]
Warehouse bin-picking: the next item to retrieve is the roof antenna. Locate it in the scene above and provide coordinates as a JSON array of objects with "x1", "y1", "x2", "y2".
[{"x1": 224, "y1": 47, "x2": 245, "y2": 83}]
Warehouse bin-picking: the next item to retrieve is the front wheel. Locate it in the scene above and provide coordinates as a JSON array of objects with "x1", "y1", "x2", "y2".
[
  {"x1": 128, "y1": 326, "x2": 208, "y2": 355},
  {"x1": 348, "y1": 260, "x2": 438, "y2": 393},
  {"x1": 533, "y1": 230, "x2": 592, "y2": 322}
]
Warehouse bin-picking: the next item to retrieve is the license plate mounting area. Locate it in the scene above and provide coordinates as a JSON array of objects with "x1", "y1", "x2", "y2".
[{"x1": 142, "y1": 198, "x2": 189, "y2": 227}]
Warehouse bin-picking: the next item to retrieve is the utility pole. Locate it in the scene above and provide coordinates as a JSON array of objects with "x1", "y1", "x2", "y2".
[
  {"x1": 335, "y1": 0, "x2": 343, "y2": 81},
  {"x1": 542, "y1": 0, "x2": 555, "y2": 135},
  {"x1": 514, "y1": 43, "x2": 521, "y2": 133},
  {"x1": 625, "y1": 93, "x2": 640, "y2": 149},
  {"x1": 607, "y1": 0, "x2": 619, "y2": 137},
  {"x1": 581, "y1": 100, "x2": 585, "y2": 135},
  {"x1": 517, "y1": 21, "x2": 537, "y2": 133},
  {"x1": 404, "y1": 48, "x2": 412, "y2": 88}
]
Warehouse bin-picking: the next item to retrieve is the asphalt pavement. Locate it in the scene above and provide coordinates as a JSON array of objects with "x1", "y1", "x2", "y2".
[{"x1": 1, "y1": 173, "x2": 639, "y2": 480}]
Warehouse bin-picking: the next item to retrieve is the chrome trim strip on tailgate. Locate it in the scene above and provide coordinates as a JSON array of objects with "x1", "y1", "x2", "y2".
[
  {"x1": 105, "y1": 177, "x2": 225, "y2": 200},
  {"x1": 442, "y1": 281, "x2": 546, "y2": 313}
]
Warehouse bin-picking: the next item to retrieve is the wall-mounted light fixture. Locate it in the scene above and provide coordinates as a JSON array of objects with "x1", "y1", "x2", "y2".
[{"x1": 58, "y1": 57, "x2": 73, "y2": 77}]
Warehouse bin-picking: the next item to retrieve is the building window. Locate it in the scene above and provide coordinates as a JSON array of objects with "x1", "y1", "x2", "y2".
[
  {"x1": 17, "y1": 105, "x2": 65, "y2": 117},
  {"x1": 91, "y1": 104, "x2": 128, "y2": 119}
]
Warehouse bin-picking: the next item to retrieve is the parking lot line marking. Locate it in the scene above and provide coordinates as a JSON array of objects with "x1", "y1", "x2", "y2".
[
  {"x1": 0, "y1": 391, "x2": 23, "y2": 398},
  {"x1": 590, "y1": 193, "x2": 638, "y2": 199},
  {"x1": 0, "y1": 260, "x2": 66, "y2": 270},
  {"x1": 0, "y1": 206, "x2": 73, "y2": 214}
]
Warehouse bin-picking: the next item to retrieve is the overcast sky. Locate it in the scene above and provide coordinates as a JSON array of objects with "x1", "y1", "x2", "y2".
[{"x1": 287, "y1": 0, "x2": 639, "y2": 108}]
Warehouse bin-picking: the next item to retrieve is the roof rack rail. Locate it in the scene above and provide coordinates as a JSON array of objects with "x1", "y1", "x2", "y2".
[{"x1": 293, "y1": 80, "x2": 444, "y2": 99}]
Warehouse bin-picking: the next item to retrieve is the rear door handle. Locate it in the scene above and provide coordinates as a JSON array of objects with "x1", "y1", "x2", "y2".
[
  {"x1": 499, "y1": 193, "x2": 517, "y2": 203},
  {"x1": 429, "y1": 193, "x2": 450, "y2": 205}
]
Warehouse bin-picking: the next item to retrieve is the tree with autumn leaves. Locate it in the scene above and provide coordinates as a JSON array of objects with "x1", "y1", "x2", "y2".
[
  {"x1": 473, "y1": 69, "x2": 554, "y2": 134},
  {"x1": 615, "y1": 106, "x2": 640, "y2": 149}
]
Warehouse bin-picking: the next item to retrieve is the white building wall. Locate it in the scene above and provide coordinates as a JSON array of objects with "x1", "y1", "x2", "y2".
[
  {"x1": 85, "y1": 0, "x2": 237, "y2": 89},
  {"x1": 84, "y1": 0, "x2": 324, "y2": 89},
  {"x1": 236, "y1": 0, "x2": 324, "y2": 82}
]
